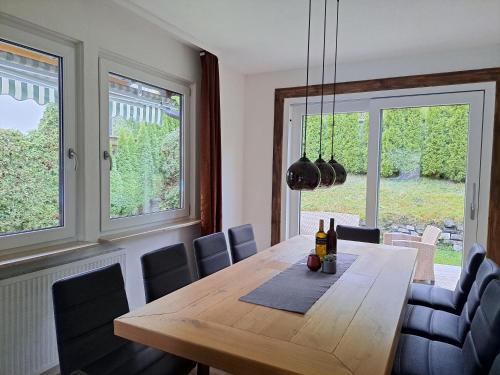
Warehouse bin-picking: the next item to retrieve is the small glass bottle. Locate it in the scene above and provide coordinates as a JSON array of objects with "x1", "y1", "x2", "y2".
[{"x1": 315, "y1": 219, "x2": 328, "y2": 261}]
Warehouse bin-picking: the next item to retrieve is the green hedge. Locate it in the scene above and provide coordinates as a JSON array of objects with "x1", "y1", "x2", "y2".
[
  {"x1": 303, "y1": 105, "x2": 468, "y2": 182},
  {"x1": 0, "y1": 103, "x2": 60, "y2": 233},
  {"x1": 110, "y1": 116, "x2": 181, "y2": 217},
  {"x1": 0, "y1": 104, "x2": 181, "y2": 234}
]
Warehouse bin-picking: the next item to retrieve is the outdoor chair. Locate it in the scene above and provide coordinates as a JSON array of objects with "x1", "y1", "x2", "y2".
[{"x1": 384, "y1": 225, "x2": 442, "y2": 283}]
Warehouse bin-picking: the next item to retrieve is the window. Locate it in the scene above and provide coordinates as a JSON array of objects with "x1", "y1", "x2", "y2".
[
  {"x1": 99, "y1": 59, "x2": 190, "y2": 232},
  {"x1": 0, "y1": 27, "x2": 76, "y2": 250}
]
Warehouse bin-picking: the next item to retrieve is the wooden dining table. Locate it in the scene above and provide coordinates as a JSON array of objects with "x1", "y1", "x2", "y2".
[{"x1": 115, "y1": 235, "x2": 417, "y2": 375}]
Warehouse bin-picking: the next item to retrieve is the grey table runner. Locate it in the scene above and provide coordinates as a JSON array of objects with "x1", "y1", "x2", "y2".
[{"x1": 239, "y1": 252, "x2": 358, "y2": 314}]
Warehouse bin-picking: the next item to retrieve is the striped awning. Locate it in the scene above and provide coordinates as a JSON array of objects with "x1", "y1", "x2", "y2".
[
  {"x1": 0, "y1": 47, "x2": 59, "y2": 105},
  {"x1": 108, "y1": 79, "x2": 180, "y2": 124},
  {"x1": 0, "y1": 77, "x2": 57, "y2": 105},
  {"x1": 109, "y1": 101, "x2": 166, "y2": 125},
  {"x1": 0, "y1": 45, "x2": 179, "y2": 123}
]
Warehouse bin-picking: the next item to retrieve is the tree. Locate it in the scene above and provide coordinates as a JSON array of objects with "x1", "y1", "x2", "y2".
[
  {"x1": 380, "y1": 108, "x2": 424, "y2": 177},
  {"x1": 0, "y1": 103, "x2": 60, "y2": 233},
  {"x1": 109, "y1": 114, "x2": 181, "y2": 217}
]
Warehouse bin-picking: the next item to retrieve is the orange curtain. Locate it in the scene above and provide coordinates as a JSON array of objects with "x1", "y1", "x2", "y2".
[{"x1": 199, "y1": 51, "x2": 222, "y2": 235}]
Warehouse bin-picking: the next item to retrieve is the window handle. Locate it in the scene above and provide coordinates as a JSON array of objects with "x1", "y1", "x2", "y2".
[
  {"x1": 470, "y1": 182, "x2": 476, "y2": 220},
  {"x1": 68, "y1": 148, "x2": 78, "y2": 171},
  {"x1": 103, "y1": 150, "x2": 113, "y2": 171}
]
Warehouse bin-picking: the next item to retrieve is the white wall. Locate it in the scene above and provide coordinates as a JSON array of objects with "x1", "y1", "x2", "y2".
[
  {"x1": 243, "y1": 45, "x2": 500, "y2": 250},
  {"x1": 220, "y1": 63, "x2": 245, "y2": 231}
]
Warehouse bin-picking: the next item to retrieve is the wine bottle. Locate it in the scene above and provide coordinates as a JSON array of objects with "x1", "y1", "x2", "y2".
[
  {"x1": 315, "y1": 219, "x2": 328, "y2": 261},
  {"x1": 327, "y1": 218, "x2": 337, "y2": 255}
]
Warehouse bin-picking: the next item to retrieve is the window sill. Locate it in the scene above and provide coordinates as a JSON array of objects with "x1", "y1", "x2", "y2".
[
  {"x1": 0, "y1": 219, "x2": 201, "y2": 280},
  {"x1": 0, "y1": 241, "x2": 122, "y2": 280},
  {"x1": 98, "y1": 218, "x2": 201, "y2": 243}
]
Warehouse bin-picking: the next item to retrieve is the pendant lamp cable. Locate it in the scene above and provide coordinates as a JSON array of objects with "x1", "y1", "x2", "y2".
[
  {"x1": 318, "y1": 0, "x2": 328, "y2": 158},
  {"x1": 330, "y1": 0, "x2": 340, "y2": 158},
  {"x1": 302, "y1": 0, "x2": 312, "y2": 158}
]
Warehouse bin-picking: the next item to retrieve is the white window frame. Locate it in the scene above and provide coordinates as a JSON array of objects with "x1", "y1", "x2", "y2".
[
  {"x1": 98, "y1": 57, "x2": 191, "y2": 233},
  {"x1": 0, "y1": 23, "x2": 77, "y2": 252}
]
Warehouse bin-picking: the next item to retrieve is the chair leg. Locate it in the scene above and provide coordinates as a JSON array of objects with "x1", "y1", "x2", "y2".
[{"x1": 197, "y1": 363, "x2": 210, "y2": 375}]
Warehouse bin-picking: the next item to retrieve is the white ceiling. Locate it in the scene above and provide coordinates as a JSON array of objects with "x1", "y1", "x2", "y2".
[{"x1": 116, "y1": 0, "x2": 500, "y2": 74}]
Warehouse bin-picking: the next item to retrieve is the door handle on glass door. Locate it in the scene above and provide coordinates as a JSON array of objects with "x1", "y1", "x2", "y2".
[{"x1": 470, "y1": 183, "x2": 476, "y2": 220}]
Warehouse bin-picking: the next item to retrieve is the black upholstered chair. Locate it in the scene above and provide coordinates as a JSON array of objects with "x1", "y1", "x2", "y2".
[
  {"x1": 393, "y1": 279, "x2": 500, "y2": 375},
  {"x1": 193, "y1": 232, "x2": 231, "y2": 278},
  {"x1": 408, "y1": 243, "x2": 486, "y2": 314},
  {"x1": 228, "y1": 224, "x2": 257, "y2": 263},
  {"x1": 141, "y1": 243, "x2": 193, "y2": 303},
  {"x1": 336, "y1": 225, "x2": 380, "y2": 244},
  {"x1": 402, "y1": 258, "x2": 500, "y2": 346},
  {"x1": 52, "y1": 264, "x2": 195, "y2": 375},
  {"x1": 489, "y1": 354, "x2": 500, "y2": 375}
]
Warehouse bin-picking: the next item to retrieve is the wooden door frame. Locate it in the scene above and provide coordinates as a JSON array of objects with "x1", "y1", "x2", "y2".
[{"x1": 271, "y1": 67, "x2": 500, "y2": 263}]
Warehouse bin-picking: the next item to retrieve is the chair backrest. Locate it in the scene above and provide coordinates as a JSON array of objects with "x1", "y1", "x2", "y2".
[
  {"x1": 463, "y1": 279, "x2": 500, "y2": 375},
  {"x1": 228, "y1": 224, "x2": 257, "y2": 263},
  {"x1": 52, "y1": 264, "x2": 129, "y2": 375},
  {"x1": 141, "y1": 243, "x2": 193, "y2": 303},
  {"x1": 421, "y1": 225, "x2": 441, "y2": 244},
  {"x1": 336, "y1": 225, "x2": 380, "y2": 244},
  {"x1": 193, "y1": 232, "x2": 231, "y2": 278},
  {"x1": 458, "y1": 259, "x2": 500, "y2": 341},
  {"x1": 453, "y1": 243, "x2": 486, "y2": 311},
  {"x1": 488, "y1": 354, "x2": 500, "y2": 375}
]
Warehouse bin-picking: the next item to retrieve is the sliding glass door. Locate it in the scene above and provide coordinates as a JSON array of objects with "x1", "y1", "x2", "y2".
[
  {"x1": 367, "y1": 92, "x2": 484, "y2": 263},
  {"x1": 287, "y1": 88, "x2": 488, "y2": 269}
]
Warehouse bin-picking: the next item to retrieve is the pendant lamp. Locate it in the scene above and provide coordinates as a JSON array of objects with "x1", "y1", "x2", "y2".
[
  {"x1": 328, "y1": 0, "x2": 347, "y2": 185},
  {"x1": 286, "y1": 0, "x2": 320, "y2": 191},
  {"x1": 314, "y1": 0, "x2": 336, "y2": 188}
]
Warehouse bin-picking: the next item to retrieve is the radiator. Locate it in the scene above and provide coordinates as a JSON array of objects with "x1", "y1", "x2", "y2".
[{"x1": 0, "y1": 250, "x2": 126, "y2": 375}]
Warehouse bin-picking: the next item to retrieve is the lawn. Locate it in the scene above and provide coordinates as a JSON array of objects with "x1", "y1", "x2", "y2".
[
  {"x1": 301, "y1": 174, "x2": 465, "y2": 266},
  {"x1": 301, "y1": 174, "x2": 465, "y2": 227},
  {"x1": 435, "y1": 244, "x2": 462, "y2": 266}
]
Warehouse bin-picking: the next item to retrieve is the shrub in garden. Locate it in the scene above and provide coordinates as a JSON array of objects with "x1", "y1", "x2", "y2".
[
  {"x1": 305, "y1": 113, "x2": 368, "y2": 173},
  {"x1": 304, "y1": 105, "x2": 468, "y2": 182},
  {"x1": 110, "y1": 115, "x2": 181, "y2": 217},
  {"x1": 379, "y1": 108, "x2": 424, "y2": 177},
  {"x1": 0, "y1": 103, "x2": 60, "y2": 233},
  {"x1": 422, "y1": 105, "x2": 468, "y2": 182}
]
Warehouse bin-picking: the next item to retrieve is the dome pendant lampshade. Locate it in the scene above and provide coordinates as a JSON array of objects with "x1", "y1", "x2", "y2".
[
  {"x1": 316, "y1": 156, "x2": 336, "y2": 187},
  {"x1": 329, "y1": 0, "x2": 347, "y2": 186},
  {"x1": 286, "y1": 0, "x2": 320, "y2": 191},
  {"x1": 329, "y1": 157, "x2": 346, "y2": 185},
  {"x1": 314, "y1": 0, "x2": 335, "y2": 188},
  {"x1": 287, "y1": 155, "x2": 321, "y2": 190}
]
